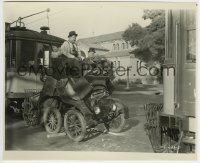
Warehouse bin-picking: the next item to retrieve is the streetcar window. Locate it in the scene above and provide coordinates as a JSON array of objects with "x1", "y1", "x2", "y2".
[
  {"x1": 187, "y1": 29, "x2": 196, "y2": 63},
  {"x1": 6, "y1": 40, "x2": 16, "y2": 68},
  {"x1": 5, "y1": 40, "x2": 9, "y2": 68},
  {"x1": 185, "y1": 10, "x2": 196, "y2": 63},
  {"x1": 20, "y1": 40, "x2": 35, "y2": 67},
  {"x1": 186, "y1": 10, "x2": 196, "y2": 27},
  {"x1": 35, "y1": 43, "x2": 50, "y2": 66}
]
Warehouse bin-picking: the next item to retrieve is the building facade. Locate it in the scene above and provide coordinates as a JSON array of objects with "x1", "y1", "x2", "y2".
[
  {"x1": 77, "y1": 42, "x2": 109, "y2": 58},
  {"x1": 78, "y1": 31, "x2": 152, "y2": 84}
]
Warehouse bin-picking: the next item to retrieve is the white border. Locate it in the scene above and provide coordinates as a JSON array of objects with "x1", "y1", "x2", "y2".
[
  {"x1": 0, "y1": 0, "x2": 199, "y2": 163},
  {"x1": 0, "y1": 0, "x2": 4, "y2": 162}
]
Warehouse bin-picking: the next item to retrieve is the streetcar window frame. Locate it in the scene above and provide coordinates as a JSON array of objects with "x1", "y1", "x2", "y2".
[
  {"x1": 186, "y1": 29, "x2": 196, "y2": 63},
  {"x1": 6, "y1": 39, "x2": 16, "y2": 69},
  {"x1": 184, "y1": 9, "x2": 196, "y2": 66},
  {"x1": 19, "y1": 40, "x2": 36, "y2": 67}
]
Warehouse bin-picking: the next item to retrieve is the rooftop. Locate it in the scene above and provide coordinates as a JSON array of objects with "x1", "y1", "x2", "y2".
[
  {"x1": 104, "y1": 49, "x2": 135, "y2": 58},
  {"x1": 6, "y1": 27, "x2": 65, "y2": 45},
  {"x1": 78, "y1": 31, "x2": 124, "y2": 44},
  {"x1": 78, "y1": 42, "x2": 109, "y2": 51}
]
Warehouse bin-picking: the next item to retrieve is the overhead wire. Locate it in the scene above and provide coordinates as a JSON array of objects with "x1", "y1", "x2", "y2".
[
  {"x1": 26, "y1": 9, "x2": 66, "y2": 26},
  {"x1": 47, "y1": 11, "x2": 50, "y2": 34}
]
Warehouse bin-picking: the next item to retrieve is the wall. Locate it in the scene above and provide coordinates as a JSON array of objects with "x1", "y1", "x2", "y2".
[
  {"x1": 77, "y1": 42, "x2": 107, "y2": 58},
  {"x1": 100, "y1": 39, "x2": 131, "y2": 51}
]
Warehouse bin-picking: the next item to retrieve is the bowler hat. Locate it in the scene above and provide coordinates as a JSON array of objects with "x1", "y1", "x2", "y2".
[
  {"x1": 68, "y1": 31, "x2": 78, "y2": 37},
  {"x1": 88, "y1": 48, "x2": 96, "y2": 53}
]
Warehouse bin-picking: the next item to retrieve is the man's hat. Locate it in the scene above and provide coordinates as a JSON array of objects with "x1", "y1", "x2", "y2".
[
  {"x1": 68, "y1": 31, "x2": 78, "y2": 37},
  {"x1": 88, "y1": 48, "x2": 96, "y2": 53}
]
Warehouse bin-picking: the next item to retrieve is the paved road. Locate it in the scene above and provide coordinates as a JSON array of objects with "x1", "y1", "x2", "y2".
[{"x1": 5, "y1": 94, "x2": 163, "y2": 152}]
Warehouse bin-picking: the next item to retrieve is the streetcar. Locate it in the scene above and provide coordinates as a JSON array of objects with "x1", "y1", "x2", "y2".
[
  {"x1": 5, "y1": 9, "x2": 65, "y2": 114},
  {"x1": 144, "y1": 9, "x2": 196, "y2": 153}
]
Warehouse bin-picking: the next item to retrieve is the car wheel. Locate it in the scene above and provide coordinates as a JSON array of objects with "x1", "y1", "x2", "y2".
[
  {"x1": 43, "y1": 107, "x2": 62, "y2": 134},
  {"x1": 108, "y1": 102, "x2": 126, "y2": 133},
  {"x1": 64, "y1": 110, "x2": 86, "y2": 142}
]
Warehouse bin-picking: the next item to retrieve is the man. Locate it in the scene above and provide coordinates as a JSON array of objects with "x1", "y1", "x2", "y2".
[
  {"x1": 57, "y1": 31, "x2": 82, "y2": 78},
  {"x1": 51, "y1": 46, "x2": 61, "y2": 58},
  {"x1": 88, "y1": 47, "x2": 96, "y2": 58},
  {"x1": 61, "y1": 31, "x2": 81, "y2": 59},
  {"x1": 59, "y1": 31, "x2": 92, "y2": 99},
  {"x1": 83, "y1": 47, "x2": 96, "y2": 63}
]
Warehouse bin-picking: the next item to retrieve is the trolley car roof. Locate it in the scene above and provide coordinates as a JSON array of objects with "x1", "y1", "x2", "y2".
[{"x1": 6, "y1": 27, "x2": 65, "y2": 44}]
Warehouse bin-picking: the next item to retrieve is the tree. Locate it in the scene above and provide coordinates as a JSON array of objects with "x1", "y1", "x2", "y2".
[
  {"x1": 122, "y1": 23, "x2": 146, "y2": 46},
  {"x1": 123, "y1": 10, "x2": 165, "y2": 64}
]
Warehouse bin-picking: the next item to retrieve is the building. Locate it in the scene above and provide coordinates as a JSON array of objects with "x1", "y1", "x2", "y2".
[
  {"x1": 77, "y1": 42, "x2": 109, "y2": 58},
  {"x1": 78, "y1": 31, "x2": 131, "y2": 52},
  {"x1": 78, "y1": 31, "x2": 150, "y2": 84}
]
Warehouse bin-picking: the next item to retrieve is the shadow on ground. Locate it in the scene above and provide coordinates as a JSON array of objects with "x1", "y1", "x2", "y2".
[
  {"x1": 83, "y1": 128, "x2": 103, "y2": 142},
  {"x1": 122, "y1": 118, "x2": 140, "y2": 132}
]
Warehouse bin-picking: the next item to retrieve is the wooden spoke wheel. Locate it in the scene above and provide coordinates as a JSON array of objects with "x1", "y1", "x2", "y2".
[
  {"x1": 109, "y1": 112, "x2": 126, "y2": 133},
  {"x1": 43, "y1": 107, "x2": 62, "y2": 134},
  {"x1": 64, "y1": 110, "x2": 86, "y2": 142}
]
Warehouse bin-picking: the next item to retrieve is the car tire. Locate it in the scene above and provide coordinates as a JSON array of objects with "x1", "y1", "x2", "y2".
[
  {"x1": 64, "y1": 109, "x2": 86, "y2": 142},
  {"x1": 43, "y1": 107, "x2": 62, "y2": 134},
  {"x1": 109, "y1": 102, "x2": 126, "y2": 133}
]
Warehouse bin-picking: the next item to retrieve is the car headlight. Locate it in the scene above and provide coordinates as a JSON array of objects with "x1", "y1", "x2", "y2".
[
  {"x1": 112, "y1": 104, "x2": 117, "y2": 111},
  {"x1": 94, "y1": 106, "x2": 101, "y2": 114}
]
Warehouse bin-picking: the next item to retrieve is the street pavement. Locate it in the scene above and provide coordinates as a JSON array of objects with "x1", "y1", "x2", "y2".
[{"x1": 5, "y1": 94, "x2": 163, "y2": 152}]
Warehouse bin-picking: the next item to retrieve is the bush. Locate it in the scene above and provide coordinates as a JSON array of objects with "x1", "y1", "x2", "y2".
[
  {"x1": 113, "y1": 79, "x2": 127, "y2": 85},
  {"x1": 134, "y1": 78, "x2": 142, "y2": 84},
  {"x1": 143, "y1": 75, "x2": 161, "y2": 84}
]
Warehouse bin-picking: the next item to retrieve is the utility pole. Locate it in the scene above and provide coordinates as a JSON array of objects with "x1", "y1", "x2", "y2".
[
  {"x1": 126, "y1": 57, "x2": 131, "y2": 90},
  {"x1": 126, "y1": 72, "x2": 130, "y2": 90},
  {"x1": 92, "y1": 29, "x2": 95, "y2": 37}
]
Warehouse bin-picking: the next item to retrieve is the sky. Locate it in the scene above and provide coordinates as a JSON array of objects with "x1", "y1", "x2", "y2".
[{"x1": 4, "y1": 2, "x2": 152, "y2": 39}]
